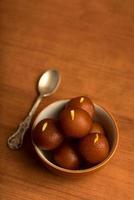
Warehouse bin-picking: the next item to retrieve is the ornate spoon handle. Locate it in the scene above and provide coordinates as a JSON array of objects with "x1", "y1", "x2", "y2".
[
  {"x1": 8, "y1": 115, "x2": 32, "y2": 149},
  {"x1": 8, "y1": 96, "x2": 42, "y2": 150}
]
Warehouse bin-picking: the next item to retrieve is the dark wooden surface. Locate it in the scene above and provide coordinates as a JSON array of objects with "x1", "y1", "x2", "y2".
[{"x1": 0, "y1": 0, "x2": 134, "y2": 199}]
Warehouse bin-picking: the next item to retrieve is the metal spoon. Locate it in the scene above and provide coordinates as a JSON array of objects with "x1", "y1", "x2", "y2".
[{"x1": 8, "y1": 69, "x2": 61, "y2": 150}]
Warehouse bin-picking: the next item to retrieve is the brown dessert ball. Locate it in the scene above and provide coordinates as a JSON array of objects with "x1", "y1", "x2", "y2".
[
  {"x1": 59, "y1": 108, "x2": 92, "y2": 138},
  {"x1": 53, "y1": 143, "x2": 80, "y2": 169},
  {"x1": 32, "y1": 119, "x2": 63, "y2": 150},
  {"x1": 90, "y1": 122, "x2": 105, "y2": 135},
  {"x1": 79, "y1": 133, "x2": 109, "y2": 164},
  {"x1": 67, "y1": 96, "x2": 95, "y2": 118}
]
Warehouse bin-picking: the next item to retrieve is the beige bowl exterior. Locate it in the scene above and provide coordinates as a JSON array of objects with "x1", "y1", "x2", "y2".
[{"x1": 32, "y1": 100, "x2": 119, "y2": 176}]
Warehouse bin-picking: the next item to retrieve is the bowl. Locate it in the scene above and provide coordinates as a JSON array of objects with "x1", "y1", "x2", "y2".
[{"x1": 32, "y1": 99, "x2": 119, "y2": 176}]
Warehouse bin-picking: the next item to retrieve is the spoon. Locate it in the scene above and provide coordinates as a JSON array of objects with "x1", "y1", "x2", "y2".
[{"x1": 8, "y1": 69, "x2": 61, "y2": 150}]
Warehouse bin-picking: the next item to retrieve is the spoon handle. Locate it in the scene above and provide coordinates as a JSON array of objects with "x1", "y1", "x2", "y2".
[
  {"x1": 8, "y1": 115, "x2": 32, "y2": 149},
  {"x1": 8, "y1": 96, "x2": 42, "y2": 150}
]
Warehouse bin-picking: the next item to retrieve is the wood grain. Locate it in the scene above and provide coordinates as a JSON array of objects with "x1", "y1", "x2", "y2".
[{"x1": 0, "y1": 0, "x2": 134, "y2": 199}]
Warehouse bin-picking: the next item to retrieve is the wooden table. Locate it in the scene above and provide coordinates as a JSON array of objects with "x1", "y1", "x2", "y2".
[{"x1": 0, "y1": 0, "x2": 134, "y2": 199}]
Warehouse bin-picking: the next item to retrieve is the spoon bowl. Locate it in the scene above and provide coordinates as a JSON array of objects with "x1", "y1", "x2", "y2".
[{"x1": 38, "y1": 70, "x2": 61, "y2": 96}]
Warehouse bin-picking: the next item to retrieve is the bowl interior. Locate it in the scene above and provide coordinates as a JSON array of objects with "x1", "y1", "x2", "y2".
[{"x1": 32, "y1": 100, "x2": 118, "y2": 173}]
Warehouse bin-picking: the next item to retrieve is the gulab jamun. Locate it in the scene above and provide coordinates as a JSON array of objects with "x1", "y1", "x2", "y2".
[
  {"x1": 32, "y1": 119, "x2": 63, "y2": 150},
  {"x1": 53, "y1": 143, "x2": 80, "y2": 169},
  {"x1": 59, "y1": 108, "x2": 92, "y2": 138},
  {"x1": 67, "y1": 96, "x2": 95, "y2": 118},
  {"x1": 90, "y1": 122, "x2": 105, "y2": 135},
  {"x1": 79, "y1": 133, "x2": 109, "y2": 164}
]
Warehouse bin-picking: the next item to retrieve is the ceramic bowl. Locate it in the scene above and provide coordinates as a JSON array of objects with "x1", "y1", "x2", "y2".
[{"x1": 32, "y1": 99, "x2": 119, "y2": 176}]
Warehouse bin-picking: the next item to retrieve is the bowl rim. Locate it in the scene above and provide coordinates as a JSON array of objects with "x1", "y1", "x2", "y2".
[{"x1": 32, "y1": 99, "x2": 119, "y2": 174}]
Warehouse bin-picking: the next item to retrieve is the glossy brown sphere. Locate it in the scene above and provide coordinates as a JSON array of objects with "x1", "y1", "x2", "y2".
[
  {"x1": 53, "y1": 143, "x2": 80, "y2": 169},
  {"x1": 32, "y1": 119, "x2": 63, "y2": 150},
  {"x1": 90, "y1": 122, "x2": 105, "y2": 135},
  {"x1": 67, "y1": 96, "x2": 95, "y2": 118},
  {"x1": 79, "y1": 133, "x2": 109, "y2": 164},
  {"x1": 59, "y1": 108, "x2": 92, "y2": 138}
]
